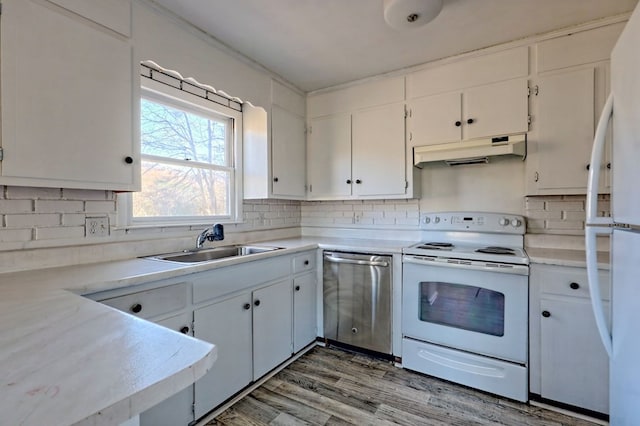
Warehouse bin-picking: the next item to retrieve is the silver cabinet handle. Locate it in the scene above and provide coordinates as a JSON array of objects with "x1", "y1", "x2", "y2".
[{"x1": 324, "y1": 255, "x2": 389, "y2": 267}]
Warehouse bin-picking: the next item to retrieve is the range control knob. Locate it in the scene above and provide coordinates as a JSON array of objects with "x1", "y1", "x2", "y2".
[
  {"x1": 424, "y1": 216, "x2": 431, "y2": 224},
  {"x1": 511, "y1": 218, "x2": 522, "y2": 228},
  {"x1": 499, "y1": 217, "x2": 510, "y2": 226},
  {"x1": 434, "y1": 216, "x2": 441, "y2": 224}
]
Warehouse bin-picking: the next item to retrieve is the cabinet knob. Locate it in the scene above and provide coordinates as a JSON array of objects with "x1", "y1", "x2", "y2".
[
  {"x1": 243, "y1": 303, "x2": 251, "y2": 310},
  {"x1": 130, "y1": 303, "x2": 142, "y2": 314},
  {"x1": 295, "y1": 285, "x2": 301, "y2": 291},
  {"x1": 346, "y1": 179, "x2": 352, "y2": 184},
  {"x1": 273, "y1": 177, "x2": 279, "y2": 182},
  {"x1": 124, "y1": 156, "x2": 134, "y2": 164},
  {"x1": 586, "y1": 164, "x2": 590, "y2": 171},
  {"x1": 180, "y1": 326, "x2": 190, "y2": 334},
  {"x1": 355, "y1": 179, "x2": 362, "y2": 184},
  {"x1": 570, "y1": 282, "x2": 580, "y2": 290},
  {"x1": 607, "y1": 163, "x2": 611, "y2": 169},
  {"x1": 254, "y1": 300, "x2": 261, "y2": 307},
  {"x1": 455, "y1": 121, "x2": 462, "y2": 127},
  {"x1": 467, "y1": 118, "x2": 475, "y2": 124},
  {"x1": 542, "y1": 310, "x2": 551, "y2": 318},
  {"x1": 304, "y1": 260, "x2": 309, "y2": 265}
]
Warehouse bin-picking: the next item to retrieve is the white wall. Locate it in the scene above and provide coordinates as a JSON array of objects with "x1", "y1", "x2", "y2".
[{"x1": 418, "y1": 158, "x2": 526, "y2": 214}]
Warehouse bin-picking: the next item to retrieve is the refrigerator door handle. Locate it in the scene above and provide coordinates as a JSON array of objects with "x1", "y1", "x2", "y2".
[{"x1": 585, "y1": 92, "x2": 614, "y2": 358}]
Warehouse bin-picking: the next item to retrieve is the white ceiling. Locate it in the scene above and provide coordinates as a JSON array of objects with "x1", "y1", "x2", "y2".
[{"x1": 150, "y1": 0, "x2": 638, "y2": 92}]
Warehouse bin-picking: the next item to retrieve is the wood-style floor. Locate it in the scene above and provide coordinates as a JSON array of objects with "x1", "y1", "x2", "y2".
[{"x1": 208, "y1": 346, "x2": 597, "y2": 426}]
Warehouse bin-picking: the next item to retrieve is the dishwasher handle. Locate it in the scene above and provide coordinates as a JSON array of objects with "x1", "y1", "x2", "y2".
[{"x1": 324, "y1": 254, "x2": 389, "y2": 268}]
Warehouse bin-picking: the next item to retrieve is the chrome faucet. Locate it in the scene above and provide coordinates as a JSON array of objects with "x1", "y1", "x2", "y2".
[{"x1": 195, "y1": 224, "x2": 224, "y2": 249}]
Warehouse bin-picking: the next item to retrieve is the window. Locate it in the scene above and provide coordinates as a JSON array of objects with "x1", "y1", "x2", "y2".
[{"x1": 120, "y1": 75, "x2": 243, "y2": 227}]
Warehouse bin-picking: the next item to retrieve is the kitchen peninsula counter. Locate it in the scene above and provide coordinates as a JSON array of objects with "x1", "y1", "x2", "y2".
[{"x1": 0, "y1": 236, "x2": 413, "y2": 426}]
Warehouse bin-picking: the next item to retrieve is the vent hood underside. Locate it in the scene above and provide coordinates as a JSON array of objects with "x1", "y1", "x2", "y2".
[{"x1": 414, "y1": 134, "x2": 527, "y2": 167}]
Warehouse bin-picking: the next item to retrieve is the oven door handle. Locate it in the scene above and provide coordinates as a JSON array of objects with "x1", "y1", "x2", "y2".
[
  {"x1": 324, "y1": 255, "x2": 389, "y2": 268},
  {"x1": 403, "y1": 255, "x2": 529, "y2": 275}
]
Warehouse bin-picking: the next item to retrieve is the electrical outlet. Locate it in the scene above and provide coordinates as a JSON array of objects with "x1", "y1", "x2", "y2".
[{"x1": 85, "y1": 217, "x2": 109, "y2": 237}]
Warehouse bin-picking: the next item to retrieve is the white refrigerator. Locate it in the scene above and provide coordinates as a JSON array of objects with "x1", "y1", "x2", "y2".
[{"x1": 586, "y1": 3, "x2": 640, "y2": 425}]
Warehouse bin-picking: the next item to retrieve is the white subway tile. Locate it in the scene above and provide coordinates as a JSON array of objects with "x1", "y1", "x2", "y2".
[
  {"x1": 84, "y1": 201, "x2": 116, "y2": 213},
  {"x1": 563, "y1": 211, "x2": 588, "y2": 220},
  {"x1": 546, "y1": 220, "x2": 584, "y2": 230},
  {"x1": 62, "y1": 189, "x2": 108, "y2": 201},
  {"x1": 525, "y1": 198, "x2": 545, "y2": 211},
  {"x1": 6, "y1": 214, "x2": 60, "y2": 228},
  {"x1": 35, "y1": 226, "x2": 85, "y2": 240},
  {"x1": 0, "y1": 200, "x2": 33, "y2": 214},
  {"x1": 6, "y1": 187, "x2": 61, "y2": 200},
  {"x1": 62, "y1": 214, "x2": 87, "y2": 226},
  {"x1": 0, "y1": 228, "x2": 32, "y2": 243},
  {"x1": 527, "y1": 210, "x2": 562, "y2": 220},
  {"x1": 373, "y1": 218, "x2": 397, "y2": 225},
  {"x1": 545, "y1": 201, "x2": 584, "y2": 212},
  {"x1": 35, "y1": 200, "x2": 84, "y2": 213}
]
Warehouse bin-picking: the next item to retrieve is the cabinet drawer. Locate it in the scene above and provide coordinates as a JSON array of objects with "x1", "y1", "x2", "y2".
[
  {"x1": 534, "y1": 264, "x2": 610, "y2": 300},
  {"x1": 293, "y1": 252, "x2": 316, "y2": 274},
  {"x1": 155, "y1": 312, "x2": 192, "y2": 336},
  {"x1": 100, "y1": 282, "x2": 188, "y2": 319}
]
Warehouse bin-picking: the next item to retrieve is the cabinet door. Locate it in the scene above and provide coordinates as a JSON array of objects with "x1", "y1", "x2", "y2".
[
  {"x1": 141, "y1": 313, "x2": 194, "y2": 426},
  {"x1": 352, "y1": 103, "x2": 407, "y2": 197},
  {"x1": 540, "y1": 297, "x2": 609, "y2": 414},
  {"x1": 535, "y1": 68, "x2": 595, "y2": 191},
  {"x1": 293, "y1": 273, "x2": 317, "y2": 353},
  {"x1": 307, "y1": 114, "x2": 352, "y2": 199},
  {"x1": 194, "y1": 293, "x2": 252, "y2": 418},
  {"x1": 252, "y1": 279, "x2": 293, "y2": 379},
  {"x1": 272, "y1": 106, "x2": 306, "y2": 198},
  {"x1": 408, "y1": 92, "x2": 462, "y2": 146},
  {"x1": 464, "y1": 78, "x2": 529, "y2": 140},
  {"x1": 1, "y1": 0, "x2": 135, "y2": 190}
]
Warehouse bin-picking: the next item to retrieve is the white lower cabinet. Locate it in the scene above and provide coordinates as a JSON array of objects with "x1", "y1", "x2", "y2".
[
  {"x1": 530, "y1": 263, "x2": 610, "y2": 414},
  {"x1": 252, "y1": 279, "x2": 294, "y2": 379},
  {"x1": 194, "y1": 292, "x2": 253, "y2": 418},
  {"x1": 141, "y1": 314, "x2": 194, "y2": 426},
  {"x1": 194, "y1": 280, "x2": 293, "y2": 417},
  {"x1": 293, "y1": 272, "x2": 318, "y2": 353}
]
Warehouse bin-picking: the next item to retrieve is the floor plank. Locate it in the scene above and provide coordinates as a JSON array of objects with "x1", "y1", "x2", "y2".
[{"x1": 208, "y1": 346, "x2": 599, "y2": 426}]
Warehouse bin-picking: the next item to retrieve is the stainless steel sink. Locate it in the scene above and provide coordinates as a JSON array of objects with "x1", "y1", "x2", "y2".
[{"x1": 144, "y1": 245, "x2": 282, "y2": 264}]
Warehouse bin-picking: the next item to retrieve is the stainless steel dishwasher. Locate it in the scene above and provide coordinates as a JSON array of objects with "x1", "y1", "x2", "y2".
[{"x1": 323, "y1": 251, "x2": 392, "y2": 354}]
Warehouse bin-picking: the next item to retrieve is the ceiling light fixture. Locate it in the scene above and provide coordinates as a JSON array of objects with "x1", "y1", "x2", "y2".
[{"x1": 383, "y1": 0, "x2": 443, "y2": 30}]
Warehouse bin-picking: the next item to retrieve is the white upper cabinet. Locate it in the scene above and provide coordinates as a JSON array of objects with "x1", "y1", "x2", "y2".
[
  {"x1": 407, "y1": 47, "x2": 530, "y2": 147},
  {"x1": 307, "y1": 114, "x2": 352, "y2": 199},
  {"x1": 352, "y1": 103, "x2": 407, "y2": 197},
  {"x1": 464, "y1": 79, "x2": 529, "y2": 140},
  {"x1": 534, "y1": 68, "x2": 597, "y2": 192},
  {"x1": 244, "y1": 80, "x2": 306, "y2": 200},
  {"x1": 526, "y1": 22, "x2": 622, "y2": 195},
  {"x1": 307, "y1": 76, "x2": 417, "y2": 200},
  {"x1": 408, "y1": 78, "x2": 529, "y2": 146},
  {"x1": 271, "y1": 106, "x2": 306, "y2": 198},
  {"x1": 0, "y1": 0, "x2": 136, "y2": 191},
  {"x1": 408, "y1": 92, "x2": 462, "y2": 146}
]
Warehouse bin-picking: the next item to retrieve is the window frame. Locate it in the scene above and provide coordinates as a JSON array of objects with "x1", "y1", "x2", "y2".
[{"x1": 117, "y1": 78, "x2": 243, "y2": 228}]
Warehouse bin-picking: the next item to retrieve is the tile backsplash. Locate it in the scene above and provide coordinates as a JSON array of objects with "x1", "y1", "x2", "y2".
[
  {"x1": 0, "y1": 186, "x2": 300, "y2": 252},
  {"x1": 525, "y1": 194, "x2": 611, "y2": 235},
  {"x1": 301, "y1": 199, "x2": 420, "y2": 228}
]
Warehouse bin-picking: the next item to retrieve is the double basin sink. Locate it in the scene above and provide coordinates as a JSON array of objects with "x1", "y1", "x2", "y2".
[{"x1": 145, "y1": 245, "x2": 283, "y2": 264}]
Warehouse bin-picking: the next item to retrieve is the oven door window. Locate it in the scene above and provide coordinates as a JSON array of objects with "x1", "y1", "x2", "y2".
[{"x1": 419, "y1": 281, "x2": 505, "y2": 337}]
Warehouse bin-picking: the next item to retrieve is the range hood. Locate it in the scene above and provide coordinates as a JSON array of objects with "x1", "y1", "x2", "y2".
[{"x1": 414, "y1": 134, "x2": 527, "y2": 167}]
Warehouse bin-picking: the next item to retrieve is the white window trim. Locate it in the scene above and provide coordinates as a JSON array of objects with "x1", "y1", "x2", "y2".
[{"x1": 117, "y1": 78, "x2": 243, "y2": 229}]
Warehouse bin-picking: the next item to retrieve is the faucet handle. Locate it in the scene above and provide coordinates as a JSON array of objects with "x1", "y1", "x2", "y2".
[{"x1": 208, "y1": 223, "x2": 224, "y2": 241}]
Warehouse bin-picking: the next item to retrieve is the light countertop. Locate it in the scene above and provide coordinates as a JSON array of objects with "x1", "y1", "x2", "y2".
[
  {"x1": 526, "y1": 247, "x2": 610, "y2": 269},
  {"x1": 0, "y1": 236, "x2": 414, "y2": 426}
]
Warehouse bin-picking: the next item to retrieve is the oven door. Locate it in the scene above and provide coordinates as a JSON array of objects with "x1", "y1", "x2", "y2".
[{"x1": 402, "y1": 256, "x2": 528, "y2": 364}]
